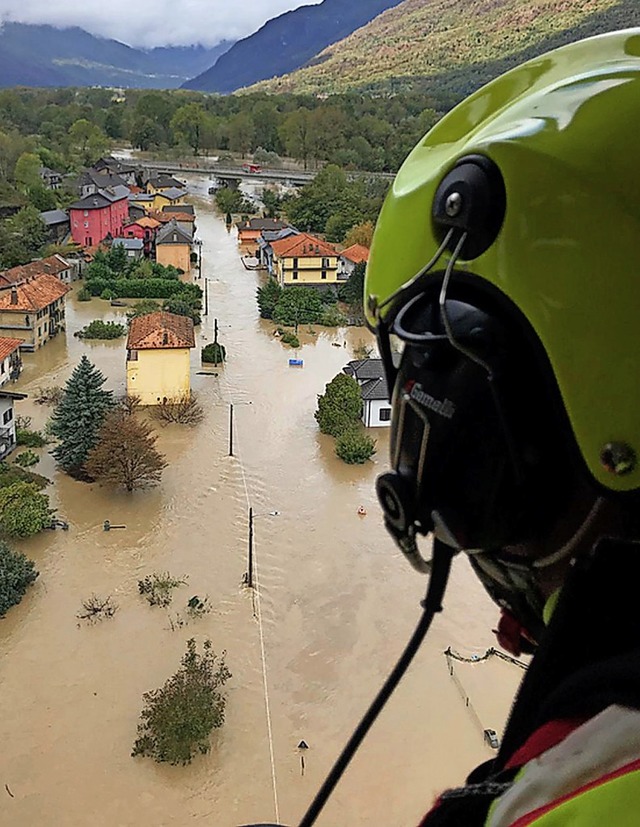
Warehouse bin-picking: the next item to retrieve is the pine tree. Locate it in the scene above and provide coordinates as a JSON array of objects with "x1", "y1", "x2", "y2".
[
  {"x1": 49, "y1": 356, "x2": 114, "y2": 476},
  {"x1": 85, "y1": 409, "x2": 167, "y2": 492}
]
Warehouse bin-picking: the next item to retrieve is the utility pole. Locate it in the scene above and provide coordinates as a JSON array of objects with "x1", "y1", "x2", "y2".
[
  {"x1": 204, "y1": 278, "x2": 209, "y2": 316},
  {"x1": 229, "y1": 402, "x2": 234, "y2": 456},
  {"x1": 213, "y1": 317, "x2": 220, "y2": 366},
  {"x1": 248, "y1": 506, "x2": 254, "y2": 588}
]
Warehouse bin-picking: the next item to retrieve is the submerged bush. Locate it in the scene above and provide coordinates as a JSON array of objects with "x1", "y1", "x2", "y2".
[
  {"x1": 0, "y1": 541, "x2": 38, "y2": 617},
  {"x1": 132, "y1": 638, "x2": 231, "y2": 765},
  {"x1": 335, "y1": 427, "x2": 376, "y2": 464}
]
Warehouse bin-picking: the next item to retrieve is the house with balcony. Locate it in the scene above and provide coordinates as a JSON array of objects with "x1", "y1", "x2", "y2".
[
  {"x1": 126, "y1": 311, "x2": 195, "y2": 405},
  {"x1": 0, "y1": 388, "x2": 27, "y2": 460},
  {"x1": 0, "y1": 275, "x2": 70, "y2": 351},
  {"x1": 270, "y1": 232, "x2": 338, "y2": 287},
  {"x1": 343, "y1": 359, "x2": 391, "y2": 428},
  {"x1": 69, "y1": 186, "x2": 130, "y2": 248},
  {"x1": 155, "y1": 219, "x2": 192, "y2": 272},
  {"x1": 0, "y1": 338, "x2": 22, "y2": 386}
]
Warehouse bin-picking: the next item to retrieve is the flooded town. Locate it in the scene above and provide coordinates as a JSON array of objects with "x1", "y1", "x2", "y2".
[{"x1": 0, "y1": 166, "x2": 523, "y2": 827}]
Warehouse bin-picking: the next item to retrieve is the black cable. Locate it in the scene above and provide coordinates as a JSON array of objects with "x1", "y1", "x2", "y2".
[{"x1": 297, "y1": 540, "x2": 456, "y2": 827}]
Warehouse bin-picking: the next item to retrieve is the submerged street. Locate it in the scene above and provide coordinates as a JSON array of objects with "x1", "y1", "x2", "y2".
[{"x1": 0, "y1": 179, "x2": 522, "y2": 826}]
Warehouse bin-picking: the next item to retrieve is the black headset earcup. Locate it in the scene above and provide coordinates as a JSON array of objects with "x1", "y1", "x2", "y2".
[{"x1": 376, "y1": 472, "x2": 415, "y2": 535}]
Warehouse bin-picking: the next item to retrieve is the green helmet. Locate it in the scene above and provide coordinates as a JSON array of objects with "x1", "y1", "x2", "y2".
[{"x1": 367, "y1": 30, "x2": 640, "y2": 633}]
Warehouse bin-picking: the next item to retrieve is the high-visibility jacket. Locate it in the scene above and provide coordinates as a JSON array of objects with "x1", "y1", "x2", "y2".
[{"x1": 419, "y1": 539, "x2": 640, "y2": 827}]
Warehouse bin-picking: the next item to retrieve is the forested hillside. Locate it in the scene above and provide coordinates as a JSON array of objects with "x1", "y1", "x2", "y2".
[
  {"x1": 183, "y1": 0, "x2": 404, "y2": 92},
  {"x1": 250, "y1": 0, "x2": 639, "y2": 95}
]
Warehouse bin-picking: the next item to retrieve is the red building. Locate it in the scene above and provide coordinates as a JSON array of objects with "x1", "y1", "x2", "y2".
[
  {"x1": 120, "y1": 216, "x2": 161, "y2": 257},
  {"x1": 69, "y1": 185, "x2": 130, "y2": 247}
]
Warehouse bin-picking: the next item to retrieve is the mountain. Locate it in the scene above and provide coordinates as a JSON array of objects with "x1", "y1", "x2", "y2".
[
  {"x1": 182, "y1": 0, "x2": 405, "y2": 93},
  {"x1": 0, "y1": 23, "x2": 233, "y2": 89},
  {"x1": 248, "y1": 0, "x2": 640, "y2": 96}
]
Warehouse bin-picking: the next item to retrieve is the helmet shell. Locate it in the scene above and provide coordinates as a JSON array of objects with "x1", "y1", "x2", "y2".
[{"x1": 366, "y1": 29, "x2": 640, "y2": 493}]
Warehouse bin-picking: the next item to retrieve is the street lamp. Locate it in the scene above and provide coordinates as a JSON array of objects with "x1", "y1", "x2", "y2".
[{"x1": 246, "y1": 508, "x2": 280, "y2": 589}]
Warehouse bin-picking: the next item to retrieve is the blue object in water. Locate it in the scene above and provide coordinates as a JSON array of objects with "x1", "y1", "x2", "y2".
[{"x1": 289, "y1": 359, "x2": 304, "y2": 367}]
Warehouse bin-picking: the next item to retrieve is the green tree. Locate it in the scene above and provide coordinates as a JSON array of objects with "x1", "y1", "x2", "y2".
[
  {"x1": 68, "y1": 119, "x2": 109, "y2": 165},
  {"x1": 343, "y1": 220, "x2": 374, "y2": 249},
  {"x1": 256, "y1": 279, "x2": 282, "y2": 319},
  {"x1": 0, "y1": 206, "x2": 47, "y2": 269},
  {"x1": 85, "y1": 409, "x2": 167, "y2": 492},
  {"x1": 127, "y1": 299, "x2": 161, "y2": 320},
  {"x1": 279, "y1": 108, "x2": 311, "y2": 169},
  {"x1": 75, "y1": 320, "x2": 127, "y2": 340},
  {"x1": 272, "y1": 285, "x2": 324, "y2": 327},
  {"x1": 14, "y1": 151, "x2": 41, "y2": 192},
  {"x1": 171, "y1": 104, "x2": 206, "y2": 155},
  {"x1": 131, "y1": 116, "x2": 164, "y2": 151},
  {"x1": 214, "y1": 187, "x2": 246, "y2": 215},
  {"x1": 315, "y1": 373, "x2": 363, "y2": 437},
  {"x1": 163, "y1": 296, "x2": 201, "y2": 325},
  {"x1": 335, "y1": 427, "x2": 376, "y2": 464},
  {"x1": 0, "y1": 541, "x2": 38, "y2": 616},
  {"x1": 132, "y1": 638, "x2": 231, "y2": 765},
  {"x1": 49, "y1": 356, "x2": 114, "y2": 476},
  {"x1": 261, "y1": 188, "x2": 282, "y2": 218},
  {"x1": 0, "y1": 482, "x2": 52, "y2": 538},
  {"x1": 228, "y1": 112, "x2": 255, "y2": 157},
  {"x1": 338, "y1": 261, "x2": 366, "y2": 309}
]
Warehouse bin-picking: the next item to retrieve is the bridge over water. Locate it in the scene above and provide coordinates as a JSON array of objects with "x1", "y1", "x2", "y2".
[{"x1": 134, "y1": 158, "x2": 395, "y2": 187}]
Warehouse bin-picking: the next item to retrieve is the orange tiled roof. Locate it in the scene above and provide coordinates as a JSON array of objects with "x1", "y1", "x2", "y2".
[
  {"x1": 0, "y1": 273, "x2": 70, "y2": 312},
  {"x1": 270, "y1": 232, "x2": 336, "y2": 259},
  {"x1": 341, "y1": 243, "x2": 370, "y2": 264},
  {"x1": 134, "y1": 216, "x2": 161, "y2": 229},
  {"x1": 149, "y1": 211, "x2": 173, "y2": 224},
  {"x1": 0, "y1": 254, "x2": 70, "y2": 286},
  {"x1": 127, "y1": 311, "x2": 195, "y2": 350},
  {"x1": 0, "y1": 337, "x2": 22, "y2": 361}
]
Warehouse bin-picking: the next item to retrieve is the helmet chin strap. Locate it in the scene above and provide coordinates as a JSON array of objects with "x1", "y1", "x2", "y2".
[{"x1": 532, "y1": 497, "x2": 605, "y2": 569}]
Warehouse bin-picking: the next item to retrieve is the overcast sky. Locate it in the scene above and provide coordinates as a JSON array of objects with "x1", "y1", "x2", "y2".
[{"x1": 0, "y1": 0, "x2": 322, "y2": 48}]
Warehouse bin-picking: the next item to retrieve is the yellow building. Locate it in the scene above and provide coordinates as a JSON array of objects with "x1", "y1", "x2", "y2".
[
  {"x1": 0, "y1": 275, "x2": 69, "y2": 351},
  {"x1": 155, "y1": 219, "x2": 192, "y2": 272},
  {"x1": 270, "y1": 233, "x2": 338, "y2": 286},
  {"x1": 151, "y1": 188, "x2": 186, "y2": 212},
  {"x1": 126, "y1": 311, "x2": 195, "y2": 405}
]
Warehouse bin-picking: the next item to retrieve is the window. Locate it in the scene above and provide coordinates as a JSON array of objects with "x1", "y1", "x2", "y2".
[
  {"x1": 379, "y1": 407, "x2": 392, "y2": 422},
  {"x1": 292, "y1": 271, "x2": 298, "y2": 280},
  {"x1": 322, "y1": 257, "x2": 331, "y2": 269},
  {"x1": 3, "y1": 408, "x2": 13, "y2": 424},
  {"x1": 84, "y1": 222, "x2": 89, "y2": 228},
  {"x1": 83, "y1": 210, "x2": 88, "y2": 217},
  {"x1": 321, "y1": 270, "x2": 327, "y2": 280},
  {"x1": 292, "y1": 257, "x2": 298, "y2": 269},
  {"x1": 0, "y1": 360, "x2": 5, "y2": 374}
]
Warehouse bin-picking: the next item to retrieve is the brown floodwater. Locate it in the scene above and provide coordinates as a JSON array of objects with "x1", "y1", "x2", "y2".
[{"x1": 0, "y1": 177, "x2": 524, "y2": 827}]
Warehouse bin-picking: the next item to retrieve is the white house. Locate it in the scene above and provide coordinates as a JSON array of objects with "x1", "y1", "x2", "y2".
[
  {"x1": 338, "y1": 244, "x2": 369, "y2": 280},
  {"x1": 0, "y1": 389, "x2": 27, "y2": 459},
  {"x1": 343, "y1": 358, "x2": 391, "y2": 428},
  {"x1": 0, "y1": 338, "x2": 22, "y2": 386}
]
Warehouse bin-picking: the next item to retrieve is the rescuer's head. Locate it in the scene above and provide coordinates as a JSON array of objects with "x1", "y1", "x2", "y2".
[{"x1": 366, "y1": 29, "x2": 640, "y2": 646}]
